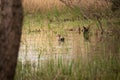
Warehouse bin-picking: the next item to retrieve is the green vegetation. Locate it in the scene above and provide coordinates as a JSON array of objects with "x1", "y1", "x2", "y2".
[
  {"x1": 17, "y1": 0, "x2": 120, "y2": 80},
  {"x1": 15, "y1": 54, "x2": 120, "y2": 80},
  {"x1": 23, "y1": 9, "x2": 93, "y2": 34}
]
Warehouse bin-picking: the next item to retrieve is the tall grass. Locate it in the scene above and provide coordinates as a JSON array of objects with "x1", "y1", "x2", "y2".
[
  {"x1": 22, "y1": 0, "x2": 111, "y2": 15},
  {"x1": 15, "y1": 54, "x2": 120, "y2": 80},
  {"x1": 22, "y1": 0, "x2": 64, "y2": 13}
]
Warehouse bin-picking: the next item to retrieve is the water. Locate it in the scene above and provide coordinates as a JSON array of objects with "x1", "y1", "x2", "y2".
[{"x1": 18, "y1": 28, "x2": 120, "y2": 65}]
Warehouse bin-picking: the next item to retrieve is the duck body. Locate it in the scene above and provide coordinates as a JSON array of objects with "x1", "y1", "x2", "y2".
[
  {"x1": 58, "y1": 34, "x2": 65, "y2": 42},
  {"x1": 83, "y1": 26, "x2": 90, "y2": 40},
  {"x1": 58, "y1": 37, "x2": 65, "y2": 42}
]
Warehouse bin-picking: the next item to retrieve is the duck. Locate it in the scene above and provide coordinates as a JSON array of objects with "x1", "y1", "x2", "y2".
[
  {"x1": 82, "y1": 26, "x2": 90, "y2": 40},
  {"x1": 57, "y1": 34, "x2": 65, "y2": 42}
]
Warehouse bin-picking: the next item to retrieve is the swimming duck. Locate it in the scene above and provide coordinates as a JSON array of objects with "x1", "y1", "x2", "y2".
[
  {"x1": 82, "y1": 26, "x2": 90, "y2": 40},
  {"x1": 58, "y1": 34, "x2": 65, "y2": 42}
]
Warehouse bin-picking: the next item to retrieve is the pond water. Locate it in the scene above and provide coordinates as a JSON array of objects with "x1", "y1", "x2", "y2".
[{"x1": 18, "y1": 28, "x2": 120, "y2": 65}]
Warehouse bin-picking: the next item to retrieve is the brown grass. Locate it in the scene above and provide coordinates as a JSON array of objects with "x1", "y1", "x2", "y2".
[
  {"x1": 22, "y1": 0, "x2": 65, "y2": 13},
  {"x1": 22, "y1": 0, "x2": 110, "y2": 15}
]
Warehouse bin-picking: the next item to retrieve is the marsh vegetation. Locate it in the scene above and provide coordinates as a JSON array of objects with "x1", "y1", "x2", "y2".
[{"x1": 16, "y1": 0, "x2": 120, "y2": 80}]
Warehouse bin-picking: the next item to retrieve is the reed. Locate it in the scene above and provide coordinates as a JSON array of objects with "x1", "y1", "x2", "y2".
[
  {"x1": 22, "y1": 0, "x2": 110, "y2": 14},
  {"x1": 22, "y1": 0, "x2": 64, "y2": 13},
  {"x1": 15, "y1": 54, "x2": 120, "y2": 80}
]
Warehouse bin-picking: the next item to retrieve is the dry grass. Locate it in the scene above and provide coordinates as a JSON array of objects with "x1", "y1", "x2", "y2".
[
  {"x1": 22, "y1": 0, "x2": 109, "y2": 13},
  {"x1": 22, "y1": 0, "x2": 64, "y2": 13}
]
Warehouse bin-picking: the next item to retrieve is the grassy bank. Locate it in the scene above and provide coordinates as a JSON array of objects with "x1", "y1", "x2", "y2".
[
  {"x1": 22, "y1": 9, "x2": 94, "y2": 34},
  {"x1": 15, "y1": 54, "x2": 120, "y2": 80}
]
